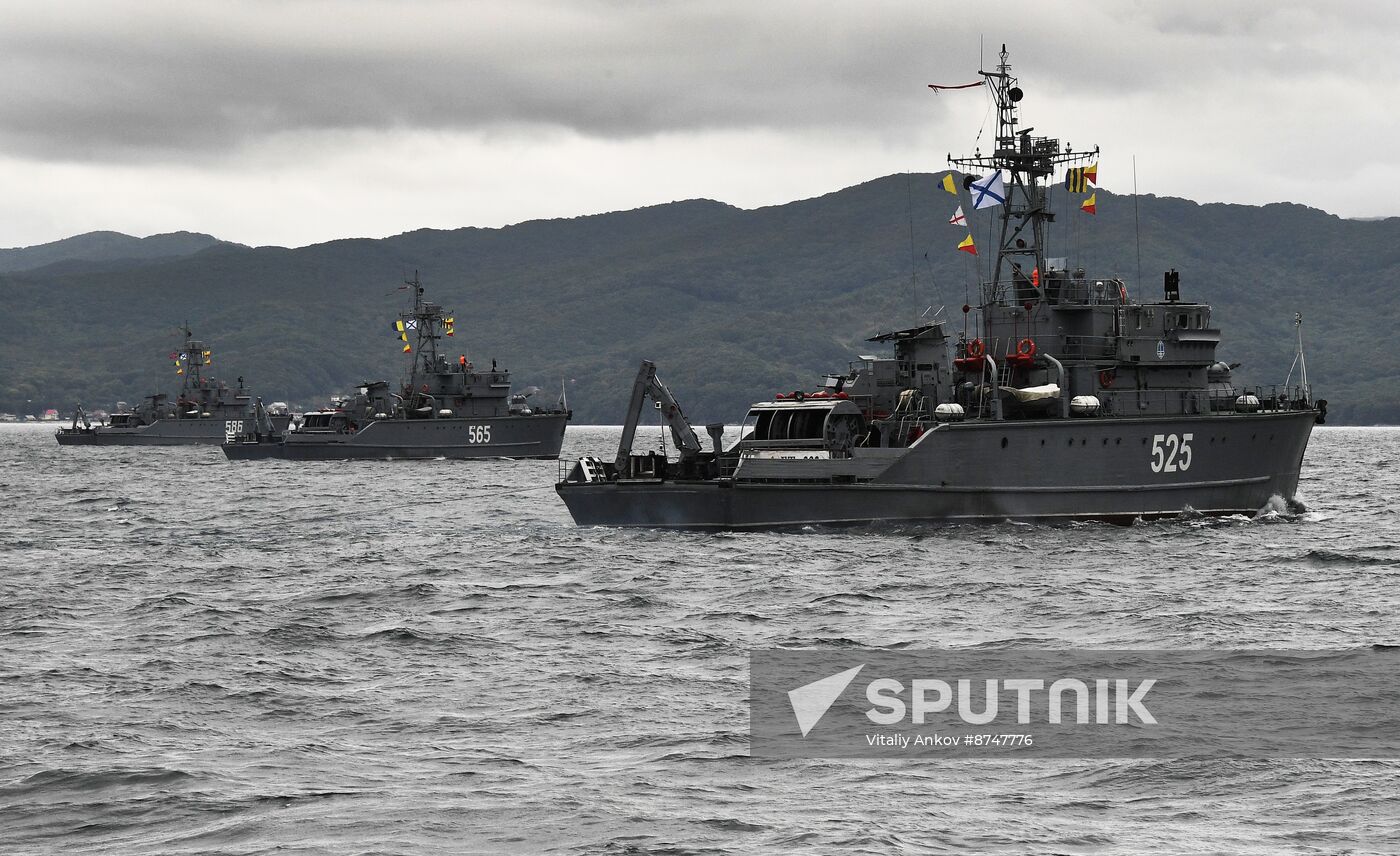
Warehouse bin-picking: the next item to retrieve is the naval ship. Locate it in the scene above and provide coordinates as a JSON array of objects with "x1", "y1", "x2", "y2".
[
  {"x1": 223, "y1": 276, "x2": 569, "y2": 460},
  {"x1": 556, "y1": 47, "x2": 1325, "y2": 529},
  {"x1": 55, "y1": 326, "x2": 290, "y2": 446}
]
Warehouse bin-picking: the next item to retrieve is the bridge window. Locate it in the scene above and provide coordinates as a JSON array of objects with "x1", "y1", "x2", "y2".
[
  {"x1": 749, "y1": 410, "x2": 773, "y2": 440},
  {"x1": 746, "y1": 407, "x2": 828, "y2": 441}
]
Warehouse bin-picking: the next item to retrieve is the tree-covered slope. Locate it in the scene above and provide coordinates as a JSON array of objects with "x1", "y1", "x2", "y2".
[{"x1": 0, "y1": 176, "x2": 1393, "y2": 423}]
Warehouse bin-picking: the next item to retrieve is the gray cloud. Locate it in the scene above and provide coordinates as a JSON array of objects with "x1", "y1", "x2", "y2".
[
  {"x1": 3, "y1": 0, "x2": 1400, "y2": 246},
  {"x1": 0, "y1": 0, "x2": 974, "y2": 160},
  {"x1": 5, "y1": 0, "x2": 1400, "y2": 161}
]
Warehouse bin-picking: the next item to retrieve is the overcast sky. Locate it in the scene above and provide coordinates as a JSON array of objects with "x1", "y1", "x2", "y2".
[{"x1": 0, "y1": 0, "x2": 1394, "y2": 248}]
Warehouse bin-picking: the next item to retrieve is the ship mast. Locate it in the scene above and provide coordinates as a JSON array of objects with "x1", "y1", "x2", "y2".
[
  {"x1": 400, "y1": 271, "x2": 447, "y2": 391},
  {"x1": 948, "y1": 45, "x2": 1096, "y2": 304},
  {"x1": 178, "y1": 322, "x2": 207, "y2": 395}
]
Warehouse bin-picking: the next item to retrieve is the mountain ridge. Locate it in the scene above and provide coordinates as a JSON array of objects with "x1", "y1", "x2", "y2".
[
  {"x1": 0, "y1": 230, "x2": 234, "y2": 275},
  {"x1": 1, "y1": 176, "x2": 1393, "y2": 424}
]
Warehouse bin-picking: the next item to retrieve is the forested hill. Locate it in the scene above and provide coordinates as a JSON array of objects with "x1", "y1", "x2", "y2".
[
  {"x1": 0, "y1": 231, "x2": 229, "y2": 274},
  {"x1": 1, "y1": 176, "x2": 1395, "y2": 424}
]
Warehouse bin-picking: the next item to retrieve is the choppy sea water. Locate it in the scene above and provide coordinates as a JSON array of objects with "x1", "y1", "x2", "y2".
[{"x1": 1, "y1": 422, "x2": 1397, "y2": 855}]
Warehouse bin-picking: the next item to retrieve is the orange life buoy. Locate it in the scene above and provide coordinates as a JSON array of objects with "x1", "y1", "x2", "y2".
[
  {"x1": 1099, "y1": 369, "x2": 1116, "y2": 388},
  {"x1": 967, "y1": 338, "x2": 985, "y2": 358},
  {"x1": 1118, "y1": 282, "x2": 1128, "y2": 303},
  {"x1": 1017, "y1": 338, "x2": 1036, "y2": 358},
  {"x1": 420, "y1": 384, "x2": 430, "y2": 393}
]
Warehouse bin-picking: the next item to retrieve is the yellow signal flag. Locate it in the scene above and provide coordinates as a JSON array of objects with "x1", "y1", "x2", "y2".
[
  {"x1": 1081, "y1": 192, "x2": 1097, "y2": 215},
  {"x1": 402, "y1": 343, "x2": 412, "y2": 353},
  {"x1": 1084, "y1": 162, "x2": 1098, "y2": 185},
  {"x1": 941, "y1": 173, "x2": 957, "y2": 195},
  {"x1": 957, "y1": 233, "x2": 977, "y2": 255}
]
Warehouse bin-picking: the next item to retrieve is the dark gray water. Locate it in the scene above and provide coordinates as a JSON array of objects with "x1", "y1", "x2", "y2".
[{"x1": 2, "y1": 423, "x2": 1398, "y2": 854}]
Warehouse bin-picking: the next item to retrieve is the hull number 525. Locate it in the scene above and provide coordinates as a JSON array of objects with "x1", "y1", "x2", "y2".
[{"x1": 1150, "y1": 433, "x2": 1193, "y2": 473}]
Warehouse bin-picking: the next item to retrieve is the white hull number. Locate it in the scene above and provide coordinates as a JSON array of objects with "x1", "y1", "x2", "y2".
[
  {"x1": 1150, "y1": 433, "x2": 1193, "y2": 473},
  {"x1": 224, "y1": 420, "x2": 245, "y2": 442},
  {"x1": 467, "y1": 424, "x2": 492, "y2": 444}
]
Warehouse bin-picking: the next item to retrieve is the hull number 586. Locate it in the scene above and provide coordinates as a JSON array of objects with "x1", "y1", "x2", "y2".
[{"x1": 1150, "y1": 433, "x2": 1193, "y2": 473}]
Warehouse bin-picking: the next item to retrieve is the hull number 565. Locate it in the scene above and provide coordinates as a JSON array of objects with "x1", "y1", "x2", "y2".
[
  {"x1": 1150, "y1": 433, "x2": 1193, "y2": 473},
  {"x1": 467, "y1": 424, "x2": 492, "y2": 444}
]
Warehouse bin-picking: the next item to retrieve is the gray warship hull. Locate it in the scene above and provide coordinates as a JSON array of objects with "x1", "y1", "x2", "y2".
[
  {"x1": 56, "y1": 415, "x2": 290, "y2": 446},
  {"x1": 223, "y1": 412, "x2": 568, "y2": 460},
  {"x1": 558, "y1": 48, "x2": 1327, "y2": 531},
  {"x1": 558, "y1": 411, "x2": 1315, "y2": 529}
]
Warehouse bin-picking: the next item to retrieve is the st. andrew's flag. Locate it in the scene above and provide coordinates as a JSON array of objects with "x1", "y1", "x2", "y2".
[{"x1": 969, "y1": 170, "x2": 1006, "y2": 210}]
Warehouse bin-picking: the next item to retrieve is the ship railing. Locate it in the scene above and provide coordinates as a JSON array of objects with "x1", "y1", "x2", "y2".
[
  {"x1": 1059, "y1": 335, "x2": 1118, "y2": 359},
  {"x1": 1089, "y1": 384, "x2": 1315, "y2": 418},
  {"x1": 1236, "y1": 384, "x2": 1315, "y2": 412},
  {"x1": 981, "y1": 278, "x2": 1126, "y2": 308},
  {"x1": 956, "y1": 335, "x2": 1115, "y2": 363},
  {"x1": 887, "y1": 413, "x2": 931, "y2": 446}
]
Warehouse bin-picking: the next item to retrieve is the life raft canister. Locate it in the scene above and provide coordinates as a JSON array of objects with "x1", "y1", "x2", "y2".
[
  {"x1": 967, "y1": 338, "x2": 986, "y2": 358},
  {"x1": 1017, "y1": 338, "x2": 1036, "y2": 358}
]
